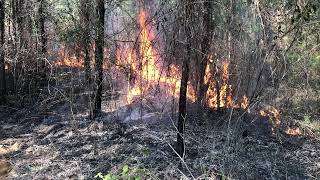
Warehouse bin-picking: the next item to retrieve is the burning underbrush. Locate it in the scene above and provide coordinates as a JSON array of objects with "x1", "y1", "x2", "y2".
[
  {"x1": 53, "y1": 9, "x2": 259, "y2": 118},
  {"x1": 50, "y1": 9, "x2": 295, "y2": 141},
  {"x1": 1, "y1": 54, "x2": 318, "y2": 179}
]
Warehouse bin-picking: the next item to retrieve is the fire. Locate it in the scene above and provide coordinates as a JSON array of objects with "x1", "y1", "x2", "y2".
[
  {"x1": 203, "y1": 60, "x2": 250, "y2": 110},
  {"x1": 259, "y1": 106, "x2": 281, "y2": 126},
  {"x1": 205, "y1": 63, "x2": 217, "y2": 108},
  {"x1": 139, "y1": 10, "x2": 159, "y2": 82},
  {"x1": 55, "y1": 47, "x2": 84, "y2": 67},
  {"x1": 204, "y1": 61, "x2": 240, "y2": 109},
  {"x1": 52, "y1": 8, "x2": 282, "y2": 127},
  {"x1": 219, "y1": 62, "x2": 229, "y2": 107},
  {"x1": 127, "y1": 86, "x2": 142, "y2": 104},
  {"x1": 240, "y1": 95, "x2": 249, "y2": 109},
  {"x1": 53, "y1": 9, "x2": 249, "y2": 115},
  {"x1": 286, "y1": 127, "x2": 302, "y2": 136},
  {"x1": 119, "y1": 10, "x2": 196, "y2": 104}
]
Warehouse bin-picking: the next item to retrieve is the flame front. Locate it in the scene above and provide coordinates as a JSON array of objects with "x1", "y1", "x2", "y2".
[
  {"x1": 53, "y1": 10, "x2": 253, "y2": 112},
  {"x1": 53, "y1": 10, "x2": 244, "y2": 109}
]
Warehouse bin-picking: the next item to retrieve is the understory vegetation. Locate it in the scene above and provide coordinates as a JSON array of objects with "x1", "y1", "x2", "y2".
[{"x1": 0, "y1": 0, "x2": 319, "y2": 179}]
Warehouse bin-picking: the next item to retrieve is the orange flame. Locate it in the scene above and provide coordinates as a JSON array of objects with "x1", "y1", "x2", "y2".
[
  {"x1": 259, "y1": 106, "x2": 281, "y2": 126},
  {"x1": 219, "y1": 61, "x2": 233, "y2": 107},
  {"x1": 203, "y1": 60, "x2": 251, "y2": 110},
  {"x1": 120, "y1": 10, "x2": 196, "y2": 104},
  {"x1": 55, "y1": 47, "x2": 84, "y2": 67},
  {"x1": 240, "y1": 95, "x2": 249, "y2": 109},
  {"x1": 205, "y1": 61, "x2": 239, "y2": 109},
  {"x1": 286, "y1": 127, "x2": 302, "y2": 136}
]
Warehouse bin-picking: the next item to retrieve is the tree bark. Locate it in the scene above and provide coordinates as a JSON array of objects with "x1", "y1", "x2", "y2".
[
  {"x1": 176, "y1": 0, "x2": 192, "y2": 158},
  {"x1": 197, "y1": 0, "x2": 213, "y2": 122},
  {"x1": 38, "y1": 0, "x2": 47, "y2": 85},
  {"x1": 92, "y1": 0, "x2": 105, "y2": 118},
  {"x1": 0, "y1": 0, "x2": 6, "y2": 104},
  {"x1": 17, "y1": 0, "x2": 25, "y2": 49},
  {"x1": 176, "y1": 58, "x2": 189, "y2": 157},
  {"x1": 80, "y1": 0, "x2": 92, "y2": 85}
]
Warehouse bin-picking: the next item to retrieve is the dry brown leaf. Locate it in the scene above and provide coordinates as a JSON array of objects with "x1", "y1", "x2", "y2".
[
  {"x1": 0, "y1": 160, "x2": 12, "y2": 178},
  {"x1": 0, "y1": 142, "x2": 20, "y2": 155}
]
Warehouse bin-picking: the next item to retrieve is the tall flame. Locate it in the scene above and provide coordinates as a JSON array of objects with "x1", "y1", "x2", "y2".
[
  {"x1": 204, "y1": 60, "x2": 250, "y2": 110},
  {"x1": 205, "y1": 61, "x2": 236, "y2": 109},
  {"x1": 121, "y1": 10, "x2": 196, "y2": 104}
]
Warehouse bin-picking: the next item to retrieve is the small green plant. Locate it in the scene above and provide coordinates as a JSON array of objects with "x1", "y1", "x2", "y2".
[
  {"x1": 303, "y1": 115, "x2": 311, "y2": 123},
  {"x1": 95, "y1": 165, "x2": 141, "y2": 180}
]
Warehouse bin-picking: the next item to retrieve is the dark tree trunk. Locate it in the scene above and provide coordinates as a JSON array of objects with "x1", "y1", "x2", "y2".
[
  {"x1": 84, "y1": 42, "x2": 91, "y2": 84},
  {"x1": 11, "y1": 0, "x2": 17, "y2": 50},
  {"x1": 176, "y1": 0, "x2": 192, "y2": 158},
  {"x1": 176, "y1": 59, "x2": 189, "y2": 157},
  {"x1": 0, "y1": 0, "x2": 5, "y2": 104},
  {"x1": 17, "y1": 0, "x2": 25, "y2": 49},
  {"x1": 92, "y1": 0, "x2": 105, "y2": 118},
  {"x1": 80, "y1": 0, "x2": 92, "y2": 85},
  {"x1": 38, "y1": 0, "x2": 47, "y2": 85},
  {"x1": 197, "y1": 0, "x2": 213, "y2": 122}
]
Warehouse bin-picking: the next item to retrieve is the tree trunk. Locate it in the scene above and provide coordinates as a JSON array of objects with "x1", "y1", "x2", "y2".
[
  {"x1": 92, "y1": 0, "x2": 105, "y2": 118},
  {"x1": 0, "y1": 0, "x2": 5, "y2": 105},
  {"x1": 176, "y1": 59, "x2": 189, "y2": 157},
  {"x1": 17, "y1": 0, "x2": 25, "y2": 49},
  {"x1": 197, "y1": 0, "x2": 213, "y2": 123},
  {"x1": 176, "y1": 0, "x2": 192, "y2": 158},
  {"x1": 80, "y1": 0, "x2": 92, "y2": 85},
  {"x1": 38, "y1": 0, "x2": 47, "y2": 85}
]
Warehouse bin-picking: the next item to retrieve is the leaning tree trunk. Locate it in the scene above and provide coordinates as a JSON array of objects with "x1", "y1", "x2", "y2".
[
  {"x1": 92, "y1": 0, "x2": 105, "y2": 118},
  {"x1": 0, "y1": 0, "x2": 6, "y2": 105},
  {"x1": 176, "y1": 0, "x2": 193, "y2": 158}
]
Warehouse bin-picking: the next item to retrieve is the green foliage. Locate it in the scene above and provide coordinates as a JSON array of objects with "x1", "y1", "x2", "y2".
[
  {"x1": 95, "y1": 165, "x2": 146, "y2": 180},
  {"x1": 311, "y1": 54, "x2": 320, "y2": 69},
  {"x1": 303, "y1": 115, "x2": 311, "y2": 123},
  {"x1": 299, "y1": 115, "x2": 320, "y2": 135},
  {"x1": 49, "y1": 0, "x2": 81, "y2": 44}
]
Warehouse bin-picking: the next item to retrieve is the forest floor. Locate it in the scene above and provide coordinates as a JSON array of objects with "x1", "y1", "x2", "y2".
[
  {"x1": 1, "y1": 69, "x2": 320, "y2": 179},
  {"x1": 1, "y1": 102, "x2": 320, "y2": 180}
]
